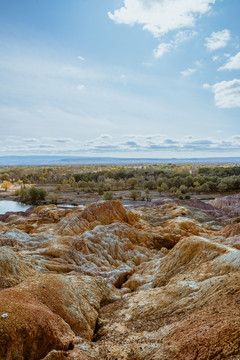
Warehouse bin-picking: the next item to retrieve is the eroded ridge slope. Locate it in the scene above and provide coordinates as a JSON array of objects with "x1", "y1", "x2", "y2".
[{"x1": 0, "y1": 200, "x2": 239, "y2": 359}]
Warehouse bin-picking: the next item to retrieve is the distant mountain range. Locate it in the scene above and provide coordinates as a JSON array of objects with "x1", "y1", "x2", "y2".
[{"x1": 0, "y1": 156, "x2": 240, "y2": 166}]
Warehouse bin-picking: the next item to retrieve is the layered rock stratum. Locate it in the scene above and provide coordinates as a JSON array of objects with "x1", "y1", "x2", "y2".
[{"x1": 0, "y1": 198, "x2": 239, "y2": 359}]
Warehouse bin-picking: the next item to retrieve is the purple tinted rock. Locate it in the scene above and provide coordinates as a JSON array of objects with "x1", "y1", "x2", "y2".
[{"x1": 0, "y1": 208, "x2": 34, "y2": 222}]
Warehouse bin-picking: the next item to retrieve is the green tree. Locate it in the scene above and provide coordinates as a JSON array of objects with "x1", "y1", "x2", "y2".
[
  {"x1": 179, "y1": 185, "x2": 188, "y2": 194},
  {"x1": 184, "y1": 175, "x2": 194, "y2": 187},
  {"x1": 199, "y1": 183, "x2": 210, "y2": 193},
  {"x1": 17, "y1": 185, "x2": 28, "y2": 200},
  {"x1": 1, "y1": 173, "x2": 10, "y2": 181},
  {"x1": 169, "y1": 186, "x2": 177, "y2": 194},
  {"x1": 68, "y1": 177, "x2": 76, "y2": 188},
  {"x1": 118, "y1": 179, "x2": 125, "y2": 189},
  {"x1": 144, "y1": 180, "x2": 156, "y2": 190},
  {"x1": 159, "y1": 182, "x2": 168, "y2": 193},
  {"x1": 16, "y1": 186, "x2": 47, "y2": 204},
  {"x1": 127, "y1": 177, "x2": 138, "y2": 189},
  {"x1": 28, "y1": 187, "x2": 47, "y2": 204}
]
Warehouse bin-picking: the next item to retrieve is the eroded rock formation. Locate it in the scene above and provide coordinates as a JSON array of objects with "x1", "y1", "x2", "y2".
[
  {"x1": 210, "y1": 193, "x2": 240, "y2": 218},
  {"x1": 0, "y1": 199, "x2": 239, "y2": 359}
]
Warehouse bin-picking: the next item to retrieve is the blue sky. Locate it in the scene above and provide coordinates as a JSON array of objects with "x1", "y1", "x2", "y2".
[{"x1": 0, "y1": 0, "x2": 239, "y2": 157}]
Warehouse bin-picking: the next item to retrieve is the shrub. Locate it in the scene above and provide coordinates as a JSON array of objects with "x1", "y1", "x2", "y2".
[
  {"x1": 129, "y1": 190, "x2": 138, "y2": 201},
  {"x1": 17, "y1": 186, "x2": 47, "y2": 204},
  {"x1": 49, "y1": 194, "x2": 59, "y2": 204},
  {"x1": 103, "y1": 191, "x2": 114, "y2": 200},
  {"x1": 98, "y1": 187, "x2": 104, "y2": 196},
  {"x1": 28, "y1": 187, "x2": 47, "y2": 203}
]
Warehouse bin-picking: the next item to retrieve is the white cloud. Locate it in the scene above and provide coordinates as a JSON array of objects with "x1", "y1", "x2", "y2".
[
  {"x1": 2, "y1": 134, "x2": 240, "y2": 155},
  {"x1": 218, "y1": 52, "x2": 240, "y2": 71},
  {"x1": 153, "y1": 42, "x2": 172, "y2": 58},
  {"x1": 108, "y1": 0, "x2": 215, "y2": 37},
  {"x1": 174, "y1": 30, "x2": 198, "y2": 44},
  {"x1": 205, "y1": 29, "x2": 231, "y2": 51},
  {"x1": 153, "y1": 30, "x2": 197, "y2": 59},
  {"x1": 77, "y1": 55, "x2": 85, "y2": 61},
  {"x1": 205, "y1": 79, "x2": 240, "y2": 108},
  {"x1": 77, "y1": 84, "x2": 85, "y2": 91},
  {"x1": 195, "y1": 60, "x2": 202, "y2": 67},
  {"x1": 181, "y1": 68, "x2": 196, "y2": 77},
  {"x1": 98, "y1": 134, "x2": 113, "y2": 140},
  {"x1": 212, "y1": 55, "x2": 219, "y2": 62},
  {"x1": 109, "y1": 1, "x2": 203, "y2": 59},
  {"x1": 203, "y1": 83, "x2": 211, "y2": 89}
]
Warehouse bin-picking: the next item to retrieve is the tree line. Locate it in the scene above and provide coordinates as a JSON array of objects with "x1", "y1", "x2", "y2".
[{"x1": 1, "y1": 164, "x2": 240, "y2": 201}]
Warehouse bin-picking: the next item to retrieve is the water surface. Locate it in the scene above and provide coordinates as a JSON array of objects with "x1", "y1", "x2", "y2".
[{"x1": 0, "y1": 200, "x2": 30, "y2": 214}]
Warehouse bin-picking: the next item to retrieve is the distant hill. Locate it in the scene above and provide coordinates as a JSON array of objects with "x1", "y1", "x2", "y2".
[{"x1": 0, "y1": 156, "x2": 240, "y2": 166}]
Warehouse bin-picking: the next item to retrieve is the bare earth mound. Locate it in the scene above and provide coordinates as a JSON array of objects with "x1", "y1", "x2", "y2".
[{"x1": 0, "y1": 199, "x2": 239, "y2": 359}]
